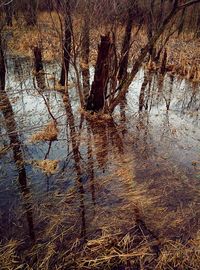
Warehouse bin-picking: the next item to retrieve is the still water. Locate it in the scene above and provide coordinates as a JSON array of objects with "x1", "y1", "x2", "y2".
[{"x1": 0, "y1": 56, "x2": 199, "y2": 262}]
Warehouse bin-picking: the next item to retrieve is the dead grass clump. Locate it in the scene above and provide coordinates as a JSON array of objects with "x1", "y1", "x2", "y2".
[
  {"x1": 156, "y1": 235, "x2": 200, "y2": 269},
  {"x1": 30, "y1": 121, "x2": 58, "y2": 143},
  {"x1": 0, "y1": 240, "x2": 21, "y2": 270},
  {"x1": 32, "y1": 159, "x2": 59, "y2": 174},
  {"x1": 0, "y1": 145, "x2": 10, "y2": 156},
  {"x1": 79, "y1": 107, "x2": 112, "y2": 122},
  {"x1": 78, "y1": 230, "x2": 157, "y2": 270}
]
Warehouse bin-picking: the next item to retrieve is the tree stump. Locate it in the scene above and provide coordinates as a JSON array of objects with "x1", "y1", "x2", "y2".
[{"x1": 86, "y1": 34, "x2": 112, "y2": 112}]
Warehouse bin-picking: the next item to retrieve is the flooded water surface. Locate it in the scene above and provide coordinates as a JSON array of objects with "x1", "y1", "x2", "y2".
[{"x1": 0, "y1": 57, "x2": 200, "y2": 268}]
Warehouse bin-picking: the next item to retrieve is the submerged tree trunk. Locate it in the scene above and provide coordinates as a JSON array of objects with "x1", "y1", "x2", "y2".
[
  {"x1": 81, "y1": 1, "x2": 90, "y2": 104},
  {"x1": 60, "y1": 0, "x2": 72, "y2": 87},
  {"x1": 86, "y1": 34, "x2": 112, "y2": 112}
]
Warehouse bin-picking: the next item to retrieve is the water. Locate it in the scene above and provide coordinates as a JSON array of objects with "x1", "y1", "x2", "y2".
[{"x1": 0, "y1": 57, "x2": 199, "y2": 258}]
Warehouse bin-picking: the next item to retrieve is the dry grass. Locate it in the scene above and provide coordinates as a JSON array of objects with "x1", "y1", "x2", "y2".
[
  {"x1": 5, "y1": 11, "x2": 200, "y2": 83},
  {"x1": 31, "y1": 159, "x2": 59, "y2": 175},
  {"x1": 30, "y1": 121, "x2": 58, "y2": 143},
  {"x1": 0, "y1": 145, "x2": 10, "y2": 156}
]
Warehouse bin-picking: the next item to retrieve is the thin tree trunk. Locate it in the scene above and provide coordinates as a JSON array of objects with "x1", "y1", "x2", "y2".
[
  {"x1": 81, "y1": 1, "x2": 90, "y2": 104},
  {"x1": 160, "y1": 48, "x2": 167, "y2": 75},
  {"x1": 60, "y1": 0, "x2": 72, "y2": 87},
  {"x1": 118, "y1": 0, "x2": 135, "y2": 81},
  {"x1": 109, "y1": 0, "x2": 199, "y2": 112},
  {"x1": 0, "y1": 34, "x2": 5, "y2": 92},
  {"x1": 33, "y1": 46, "x2": 43, "y2": 73},
  {"x1": 25, "y1": 0, "x2": 38, "y2": 26},
  {"x1": 4, "y1": 2, "x2": 13, "y2": 27}
]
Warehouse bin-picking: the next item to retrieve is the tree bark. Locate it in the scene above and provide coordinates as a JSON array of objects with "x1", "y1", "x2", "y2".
[
  {"x1": 81, "y1": 1, "x2": 90, "y2": 103},
  {"x1": 0, "y1": 34, "x2": 5, "y2": 92},
  {"x1": 33, "y1": 46, "x2": 43, "y2": 73},
  {"x1": 25, "y1": 0, "x2": 38, "y2": 26},
  {"x1": 4, "y1": 2, "x2": 13, "y2": 27},
  {"x1": 86, "y1": 34, "x2": 112, "y2": 112},
  {"x1": 60, "y1": 0, "x2": 72, "y2": 87},
  {"x1": 118, "y1": 0, "x2": 135, "y2": 81}
]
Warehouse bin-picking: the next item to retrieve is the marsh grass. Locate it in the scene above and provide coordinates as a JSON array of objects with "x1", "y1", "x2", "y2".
[
  {"x1": 6, "y1": 12, "x2": 200, "y2": 83},
  {"x1": 30, "y1": 159, "x2": 59, "y2": 175},
  {"x1": 1, "y1": 135, "x2": 200, "y2": 269},
  {"x1": 30, "y1": 121, "x2": 59, "y2": 143}
]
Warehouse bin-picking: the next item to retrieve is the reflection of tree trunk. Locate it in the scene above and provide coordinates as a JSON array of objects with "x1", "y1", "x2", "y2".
[
  {"x1": 86, "y1": 34, "x2": 112, "y2": 112},
  {"x1": 60, "y1": 0, "x2": 72, "y2": 87},
  {"x1": 108, "y1": 119, "x2": 124, "y2": 155},
  {"x1": 62, "y1": 91, "x2": 86, "y2": 239},
  {"x1": 139, "y1": 71, "x2": 154, "y2": 112},
  {"x1": 90, "y1": 121, "x2": 108, "y2": 170},
  {"x1": 0, "y1": 37, "x2": 35, "y2": 240},
  {"x1": 0, "y1": 93, "x2": 35, "y2": 240},
  {"x1": 87, "y1": 124, "x2": 96, "y2": 206}
]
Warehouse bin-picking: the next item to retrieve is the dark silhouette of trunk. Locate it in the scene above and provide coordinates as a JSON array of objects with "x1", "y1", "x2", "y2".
[
  {"x1": 0, "y1": 35, "x2": 6, "y2": 92},
  {"x1": 178, "y1": 8, "x2": 186, "y2": 35},
  {"x1": 25, "y1": 0, "x2": 38, "y2": 26},
  {"x1": 86, "y1": 34, "x2": 112, "y2": 111},
  {"x1": 81, "y1": 2, "x2": 90, "y2": 104},
  {"x1": 109, "y1": 0, "x2": 200, "y2": 112},
  {"x1": 160, "y1": 48, "x2": 167, "y2": 75},
  {"x1": 139, "y1": 71, "x2": 149, "y2": 111},
  {"x1": 33, "y1": 46, "x2": 43, "y2": 73},
  {"x1": 118, "y1": 0, "x2": 135, "y2": 81},
  {"x1": 4, "y1": 2, "x2": 13, "y2": 27},
  {"x1": 33, "y1": 47, "x2": 46, "y2": 90},
  {"x1": 60, "y1": 0, "x2": 72, "y2": 87},
  {"x1": 196, "y1": 14, "x2": 200, "y2": 38}
]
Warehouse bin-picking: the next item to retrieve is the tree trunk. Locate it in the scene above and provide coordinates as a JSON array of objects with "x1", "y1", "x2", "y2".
[
  {"x1": 81, "y1": 1, "x2": 90, "y2": 104},
  {"x1": 0, "y1": 35, "x2": 6, "y2": 92},
  {"x1": 160, "y1": 48, "x2": 167, "y2": 75},
  {"x1": 86, "y1": 34, "x2": 112, "y2": 112},
  {"x1": 109, "y1": 0, "x2": 199, "y2": 113},
  {"x1": 4, "y1": 2, "x2": 13, "y2": 27},
  {"x1": 33, "y1": 46, "x2": 43, "y2": 73},
  {"x1": 25, "y1": 0, "x2": 38, "y2": 26},
  {"x1": 60, "y1": 0, "x2": 72, "y2": 87},
  {"x1": 118, "y1": 0, "x2": 135, "y2": 81}
]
